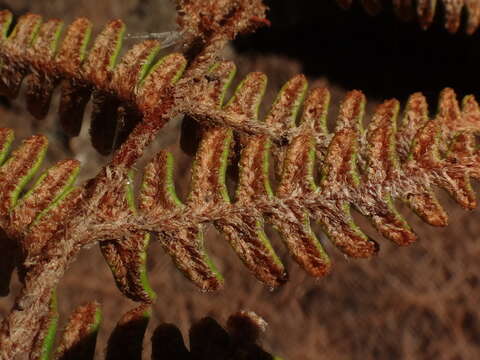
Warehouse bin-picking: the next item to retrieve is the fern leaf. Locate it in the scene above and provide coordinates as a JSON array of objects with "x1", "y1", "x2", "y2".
[
  {"x1": 0, "y1": 127, "x2": 14, "y2": 166},
  {"x1": 0, "y1": 133, "x2": 48, "y2": 218},
  {"x1": 0, "y1": 5, "x2": 479, "y2": 356},
  {"x1": 0, "y1": 11, "x2": 187, "y2": 155},
  {"x1": 0, "y1": 13, "x2": 42, "y2": 98},
  {"x1": 153, "y1": 75, "x2": 479, "y2": 287},
  {"x1": 56, "y1": 301, "x2": 101, "y2": 360},
  {"x1": 363, "y1": 99, "x2": 416, "y2": 245},
  {"x1": 100, "y1": 232, "x2": 155, "y2": 303},
  {"x1": 87, "y1": 19, "x2": 126, "y2": 155},
  {"x1": 100, "y1": 172, "x2": 156, "y2": 303},
  {"x1": 2, "y1": 75, "x2": 479, "y2": 294},
  {"x1": 139, "y1": 150, "x2": 224, "y2": 291},
  {"x1": 10, "y1": 159, "x2": 80, "y2": 238},
  {"x1": 23, "y1": 187, "x2": 84, "y2": 266},
  {"x1": 25, "y1": 18, "x2": 64, "y2": 120},
  {"x1": 105, "y1": 304, "x2": 150, "y2": 360},
  {"x1": 56, "y1": 17, "x2": 93, "y2": 136},
  {"x1": 212, "y1": 65, "x2": 288, "y2": 287},
  {"x1": 95, "y1": 53, "x2": 187, "y2": 299},
  {"x1": 0, "y1": 132, "x2": 80, "y2": 261},
  {"x1": 29, "y1": 292, "x2": 59, "y2": 360}
]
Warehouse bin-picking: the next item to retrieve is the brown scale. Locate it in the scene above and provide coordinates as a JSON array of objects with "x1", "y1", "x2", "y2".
[
  {"x1": 140, "y1": 59, "x2": 233, "y2": 291},
  {"x1": 396, "y1": 92, "x2": 429, "y2": 162},
  {"x1": 9, "y1": 159, "x2": 80, "y2": 236},
  {"x1": 273, "y1": 90, "x2": 332, "y2": 277},
  {"x1": 24, "y1": 187, "x2": 84, "y2": 259},
  {"x1": 88, "y1": 48, "x2": 184, "y2": 300},
  {"x1": 434, "y1": 90, "x2": 478, "y2": 209},
  {"x1": 162, "y1": 62, "x2": 237, "y2": 289},
  {"x1": 361, "y1": 100, "x2": 416, "y2": 246},
  {"x1": 140, "y1": 152, "x2": 223, "y2": 291},
  {"x1": 100, "y1": 233, "x2": 153, "y2": 303},
  {"x1": 403, "y1": 109, "x2": 448, "y2": 226},
  {"x1": 218, "y1": 71, "x2": 287, "y2": 286},
  {"x1": 319, "y1": 129, "x2": 380, "y2": 257},
  {"x1": 0, "y1": 13, "x2": 41, "y2": 98},
  {"x1": 313, "y1": 91, "x2": 377, "y2": 257},
  {"x1": 0, "y1": 135, "x2": 47, "y2": 217}
]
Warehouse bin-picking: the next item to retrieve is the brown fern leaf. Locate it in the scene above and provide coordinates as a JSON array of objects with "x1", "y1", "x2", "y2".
[
  {"x1": 142, "y1": 77, "x2": 479, "y2": 288},
  {"x1": 0, "y1": 4, "x2": 274, "y2": 357},
  {"x1": 338, "y1": 0, "x2": 480, "y2": 34},
  {"x1": 29, "y1": 293, "x2": 59, "y2": 360},
  {"x1": 105, "y1": 304, "x2": 151, "y2": 360},
  {"x1": 2, "y1": 77, "x2": 479, "y2": 297},
  {"x1": 56, "y1": 301, "x2": 101, "y2": 360},
  {"x1": 0, "y1": 10, "x2": 173, "y2": 154},
  {"x1": 0, "y1": 2, "x2": 268, "y2": 155}
]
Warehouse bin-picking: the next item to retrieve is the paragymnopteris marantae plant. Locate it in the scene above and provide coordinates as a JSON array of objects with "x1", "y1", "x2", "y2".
[{"x1": 0, "y1": 0, "x2": 479, "y2": 358}]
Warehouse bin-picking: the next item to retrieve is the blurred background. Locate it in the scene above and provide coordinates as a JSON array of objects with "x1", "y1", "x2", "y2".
[{"x1": 0, "y1": 1, "x2": 479, "y2": 359}]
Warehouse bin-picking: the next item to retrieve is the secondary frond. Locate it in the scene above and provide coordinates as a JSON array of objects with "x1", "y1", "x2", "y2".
[{"x1": 338, "y1": 0, "x2": 480, "y2": 34}]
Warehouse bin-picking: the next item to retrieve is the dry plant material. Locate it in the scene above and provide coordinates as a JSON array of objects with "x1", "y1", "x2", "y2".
[
  {"x1": 0, "y1": 1, "x2": 478, "y2": 359},
  {"x1": 338, "y1": 0, "x2": 480, "y2": 34},
  {"x1": 55, "y1": 301, "x2": 101, "y2": 360}
]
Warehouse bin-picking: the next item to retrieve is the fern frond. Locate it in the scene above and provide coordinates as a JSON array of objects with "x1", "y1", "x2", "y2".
[
  {"x1": 0, "y1": 131, "x2": 80, "y2": 257},
  {"x1": 0, "y1": 10, "x2": 187, "y2": 155},
  {"x1": 149, "y1": 83, "x2": 479, "y2": 288},
  {"x1": 2, "y1": 77, "x2": 479, "y2": 293},
  {"x1": 30, "y1": 293, "x2": 59, "y2": 360},
  {"x1": 140, "y1": 65, "x2": 478, "y2": 288},
  {"x1": 338, "y1": 0, "x2": 480, "y2": 34},
  {"x1": 0, "y1": 2, "x2": 268, "y2": 155}
]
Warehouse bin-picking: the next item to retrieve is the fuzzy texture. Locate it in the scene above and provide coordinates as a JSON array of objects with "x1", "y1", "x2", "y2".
[
  {"x1": 0, "y1": 1, "x2": 479, "y2": 359},
  {"x1": 0, "y1": 2, "x2": 270, "y2": 358}
]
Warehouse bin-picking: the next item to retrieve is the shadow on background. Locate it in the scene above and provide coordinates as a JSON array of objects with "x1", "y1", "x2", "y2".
[
  {"x1": 52, "y1": 306, "x2": 279, "y2": 360},
  {"x1": 0, "y1": 229, "x2": 19, "y2": 297}
]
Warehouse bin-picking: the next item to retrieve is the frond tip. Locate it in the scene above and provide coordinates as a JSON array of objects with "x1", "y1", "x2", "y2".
[{"x1": 165, "y1": 66, "x2": 480, "y2": 288}]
